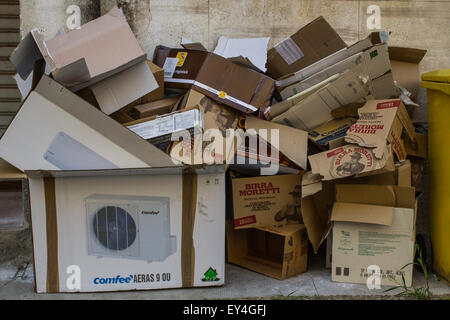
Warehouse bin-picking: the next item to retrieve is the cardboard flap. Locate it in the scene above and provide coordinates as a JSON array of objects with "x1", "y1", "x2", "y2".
[
  {"x1": 266, "y1": 16, "x2": 347, "y2": 79},
  {"x1": 44, "y1": 6, "x2": 145, "y2": 88},
  {"x1": 331, "y1": 202, "x2": 394, "y2": 226},
  {"x1": 257, "y1": 224, "x2": 305, "y2": 236},
  {"x1": 245, "y1": 117, "x2": 308, "y2": 170},
  {"x1": 90, "y1": 61, "x2": 159, "y2": 115},
  {"x1": 335, "y1": 184, "x2": 416, "y2": 209},
  {"x1": 10, "y1": 30, "x2": 45, "y2": 80},
  {"x1": 52, "y1": 58, "x2": 91, "y2": 86},
  {"x1": 0, "y1": 158, "x2": 25, "y2": 179},
  {"x1": 336, "y1": 184, "x2": 396, "y2": 206},
  {"x1": 389, "y1": 47, "x2": 427, "y2": 64}
]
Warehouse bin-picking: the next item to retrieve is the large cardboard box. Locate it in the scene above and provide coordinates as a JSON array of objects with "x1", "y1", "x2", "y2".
[
  {"x1": 266, "y1": 16, "x2": 346, "y2": 80},
  {"x1": 279, "y1": 43, "x2": 394, "y2": 100},
  {"x1": 272, "y1": 68, "x2": 370, "y2": 131},
  {"x1": 226, "y1": 221, "x2": 308, "y2": 280},
  {"x1": 10, "y1": 7, "x2": 146, "y2": 92},
  {"x1": 26, "y1": 165, "x2": 226, "y2": 293},
  {"x1": 345, "y1": 99, "x2": 415, "y2": 161},
  {"x1": 153, "y1": 47, "x2": 275, "y2": 113},
  {"x1": 331, "y1": 184, "x2": 417, "y2": 287},
  {"x1": 0, "y1": 76, "x2": 174, "y2": 171},
  {"x1": 231, "y1": 174, "x2": 303, "y2": 229}
]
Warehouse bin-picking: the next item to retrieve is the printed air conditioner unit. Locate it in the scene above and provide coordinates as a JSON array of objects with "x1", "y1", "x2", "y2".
[
  {"x1": 43, "y1": 131, "x2": 119, "y2": 170},
  {"x1": 86, "y1": 194, "x2": 176, "y2": 262}
]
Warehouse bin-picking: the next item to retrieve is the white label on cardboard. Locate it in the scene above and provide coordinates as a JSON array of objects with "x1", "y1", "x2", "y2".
[
  {"x1": 128, "y1": 109, "x2": 202, "y2": 140},
  {"x1": 274, "y1": 38, "x2": 304, "y2": 65},
  {"x1": 163, "y1": 58, "x2": 179, "y2": 78}
]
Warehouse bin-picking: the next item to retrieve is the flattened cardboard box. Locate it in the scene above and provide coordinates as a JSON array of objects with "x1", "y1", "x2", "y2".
[
  {"x1": 232, "y1": 174, "x2": 303, "y2": 229},
  {"x1": 27, "y1": 166, "x2": 226, "y2": 293},
  {"x1": 331, "y1": 184, "x2": 416, "y2": 287},
  {"x1": 272, "y1": 68, "x2": 370, "y2": 131},
  {"x1": 345, "y1": 99, "x2": 415, "y2": 161},
  {"x1": 153, "y1": 46, "x2": 275, "y2": 113},
  {"x1": 10, "y1": 6, "x2": 146, "y2": 92},
  {"x1": 266, "y1": 16, "x2": 347, "y2": 80},
  {"x1": 226, "y1": 221, "x2": 308, "y2": 280},
  {"x1": 309, "y1": 144, "x2": 395, "y2": 181},
  {"x1": 0, "y1": 76, "x2": 174, "y2": 172},
  {"x1": 276, "y1": 31, "x2": 389, "y2": 89},
  {"x1": 279, "y1": 43, "x2": 393, "y2": 100}
]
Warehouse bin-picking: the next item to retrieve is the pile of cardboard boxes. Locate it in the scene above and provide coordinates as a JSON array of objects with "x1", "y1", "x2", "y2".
[{"x1": 0, "y1": 7, "x2": 428, "y2": 292}]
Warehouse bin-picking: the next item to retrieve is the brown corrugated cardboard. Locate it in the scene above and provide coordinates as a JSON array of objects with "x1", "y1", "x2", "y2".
[
  {"x1": 226, "y1": 221, "x2": 308, "y2": 280},
  {"x1": 153, "y1": 46, "x2": 275, "y2": 113},
  {"x1": 279, "y1": 43, "x2": 394, "y2": 100},
  {"x1": 0, "y1": 76, "x2": 174, "y2": 172},
  {"x1": 389, "y1": 47, "x2": 427, "y2": 100},
  {"x1": 272, "y1": 68, "x2": 370, "y2": 131},
  {"x1": 404, "y1": 132, "x2": 427, "y2": 159},
  {"x1": 130, "y1": 96, "x2": 182, "y2": 119},
  {"x1": 231, "y1": 174, "x2": 303, "y2": 229},
  {"x1": 0, "y1": 158, "x2": 26, "y2": 179},
  {"x1": 345, "y1": 99, "x2": 415, "y2": 161},
  {"x1": 26, "y1": 165, "x2": 226, "y2": 293},
  {"x1": 266, "y1": 16, "x2": 347, "y2": 80},
  {"x1": 10, "y1": 7, "x2": 146, "y2": 92},
  {"x1": 309, "y1": 144, "x2": 395, "y2": 181},
  {"x1": 331, "y1": 184, "x2": 416, "y2": 287},
  {"x1": 275, "y1": 31, "x2": 389, "y2": 89}
]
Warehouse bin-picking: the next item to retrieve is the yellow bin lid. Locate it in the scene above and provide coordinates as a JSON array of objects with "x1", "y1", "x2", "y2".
[{"x1": 421, "y1": 69, "x2": 450, "y2": 95}]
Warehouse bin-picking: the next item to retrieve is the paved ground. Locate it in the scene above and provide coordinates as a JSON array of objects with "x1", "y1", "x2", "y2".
[{"x1": 1, "y1": 253, "x2": 448, "y2": 300}]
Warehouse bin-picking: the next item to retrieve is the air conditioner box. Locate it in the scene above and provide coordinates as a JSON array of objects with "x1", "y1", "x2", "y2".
[{"x1": 27, "y1": 165, "x2": 226, "y2": 293}]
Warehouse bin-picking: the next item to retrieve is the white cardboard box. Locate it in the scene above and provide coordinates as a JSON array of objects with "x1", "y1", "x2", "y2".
[
  {"x1": 0, "y1": 76, "x2": 174, "y2": 172},
  {"x1": 27, "y1": 165, "x2": 226, "y2": 293},
  {"x1": 331, "y1": 184, "x2": 416, "y2": 287}
]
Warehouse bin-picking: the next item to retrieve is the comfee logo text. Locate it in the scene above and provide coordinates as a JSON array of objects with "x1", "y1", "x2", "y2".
[{"x1": 94, "y1": 275, "x2": 133, "y2": 285}]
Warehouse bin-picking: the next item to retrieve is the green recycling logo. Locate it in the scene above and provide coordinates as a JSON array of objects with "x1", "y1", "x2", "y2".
[{"x1": 201, "y1": 267, "x2": 220, "y2": 282}]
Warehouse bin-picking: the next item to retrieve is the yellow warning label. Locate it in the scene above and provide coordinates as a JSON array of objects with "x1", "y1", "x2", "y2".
[
  {"x1": 176, "y1": 52, "x2": 188, "y2": 67},
  {"x1": 218, "y1": 91, "x2": 227, "y2": 99}
]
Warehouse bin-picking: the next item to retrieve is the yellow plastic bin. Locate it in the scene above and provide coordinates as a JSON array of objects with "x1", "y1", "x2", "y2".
[{"x1": 421, "y1": 69, "x2": 450, "y2": 283}]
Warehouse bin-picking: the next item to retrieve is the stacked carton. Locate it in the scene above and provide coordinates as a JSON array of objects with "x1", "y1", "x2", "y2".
[{"x1": 0, "y1": 7, "x2": 428, "y2": 292}]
